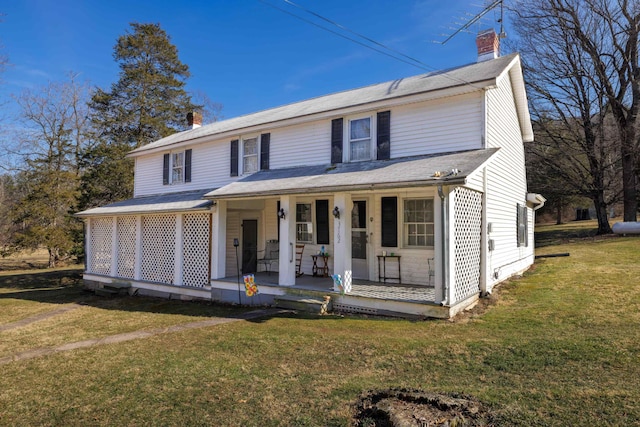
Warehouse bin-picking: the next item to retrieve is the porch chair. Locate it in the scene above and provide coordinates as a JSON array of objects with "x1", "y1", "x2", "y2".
[
  {"x1": 295, "y1": 244, "x2": 305, "y2": 277},
  {"x1": 257, "y1": 240, "x2": 279, "y2": 275}
]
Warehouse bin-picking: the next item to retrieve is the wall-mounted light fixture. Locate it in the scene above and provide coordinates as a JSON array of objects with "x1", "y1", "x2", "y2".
[
  {"x1": 332, "y1": 206, "x2": 340, "y2": 219},
  {"x1": 278, "y1": 208, "x2": 286, "y2": 220}
]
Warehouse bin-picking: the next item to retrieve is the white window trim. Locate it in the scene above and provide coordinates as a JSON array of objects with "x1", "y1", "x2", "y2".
[
  {"x1": 295, "y1": 201, "x2": 314, "y2": 244},
  {"x1": 168, "y1": 150, "x2": 185, "y2": 185},
  {"x1": 402, "y1": 197, "x2": 435, "y2": 249},
  {"x1": 345, "y1": 114, "x2": 376, "y2": 163},
  {"x1": 240, "y1": 135, "x2": 259, "y2": 175}
]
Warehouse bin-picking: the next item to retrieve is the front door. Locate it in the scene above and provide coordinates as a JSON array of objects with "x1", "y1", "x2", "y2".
[
  {"x1": 351, "y1": 200, "x2": 369, "y2": 279},
  {"x1": 242, "y1": 219, "x2": 258, "y2": 274}
]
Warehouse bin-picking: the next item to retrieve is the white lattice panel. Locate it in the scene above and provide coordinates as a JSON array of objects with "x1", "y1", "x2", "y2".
[
  {"x1": 88, "y1": 217, "x2": 113, "y2": 275},
  {"x1": 117, "y1": 216, "x2": 137, "y2": 279},
  {"x1": 141, "y1": 214, "x2": 176, "y2": 284},
  {"x1": 453, "y1": 187, "x2": 483, "y2": 302},
  {"x1": 182, "y1": 213, "x2": 210, "y2": 287}
]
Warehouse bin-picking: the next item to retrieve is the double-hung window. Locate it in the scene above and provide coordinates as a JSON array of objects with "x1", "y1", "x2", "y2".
[
  {"x1": 163, "y1": 149, "x2": 191, "y2": 185},
  {"x1": 296, "y1": 203, "x2": 313, "y2": 243},
  {"x1": 349, "y1": 117, "x2": 372, "y2": 161},
  {"x1": 171, "y1": 152, "x2": 184, "y2": 184},
  {"x1": 404, "y1": 199, "x2": 434, "y2": 247},
  {"x1": 242, "y1": 137, "x2": 258, "y2": 174}
]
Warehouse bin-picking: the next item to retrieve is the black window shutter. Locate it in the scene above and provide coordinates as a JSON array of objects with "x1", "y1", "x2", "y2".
[
  {"x1": 381, "y1": 197, "x2": 398, "y2": 247},
  {"x1": 230, "y1": 139, "x2": 239, "y2": 177},
  {"x1": 162, "y1": 153, "x2": 170, "y2": 185},
  {"x1": 331, "y1": 118, "x2": 343, "y2": 164},
  {"x1": 377, "y1": 110, "x2": 391, "y2": 160},
  {"x1": 184, "y1": 149, "x2": 192, "y2": 182},
  {"x1": 260, "y1": 133, "x2": 270, "y2": 170},
  {"x1": 316, "y1": 199, "x2": 330, "y2": 245}
]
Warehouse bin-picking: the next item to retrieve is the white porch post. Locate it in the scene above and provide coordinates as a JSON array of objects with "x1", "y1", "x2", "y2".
[
  {"x1": 85, "y1": 218, "x2": 92, "y2": 273},
  {"x1": 174, "y1": 213, "x2": 184, "y2": 286},
  {"x1": 333, "y1": 193, "x2": 352, "y2": 293},
  {"x1": 110, "y1": 216, "x2": 118, "y2": 277},
  {"x1": 211, "y1": 201, "x2": 227, "y2": 279},
  {"x1": 446, "y1": 188, "x2": 457, "y2": 305},
  {"x1": 134, "y1": 216, "x2": 142, "y2": 281},
  {"x1": 278, "y1": 195, "x2": 296, "y2": 286}
]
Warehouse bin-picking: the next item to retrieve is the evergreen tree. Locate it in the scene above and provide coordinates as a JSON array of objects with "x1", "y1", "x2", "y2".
[{"x1": 80, "y1": 23, "x2": 200, "y2": 209}]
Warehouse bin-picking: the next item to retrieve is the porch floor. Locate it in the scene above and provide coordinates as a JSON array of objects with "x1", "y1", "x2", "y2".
[{"x1": 220, "y1": 272, "x2": 436, "y2": 303}]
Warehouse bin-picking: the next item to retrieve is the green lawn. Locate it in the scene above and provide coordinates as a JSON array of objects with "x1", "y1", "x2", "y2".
[{"x1": 0, "y1": 228, "x2": 639, "y2": 426}]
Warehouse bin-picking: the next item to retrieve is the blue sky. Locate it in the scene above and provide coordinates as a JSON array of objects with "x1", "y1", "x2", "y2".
[{"x1": 0, "y1": 0, "x2": 510, "y2": 121}]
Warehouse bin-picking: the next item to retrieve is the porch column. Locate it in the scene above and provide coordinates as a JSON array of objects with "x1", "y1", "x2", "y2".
[
  {"x1": 174, "y1": 213, "x2": 184, "y2": 286},
  {"x1": 211, "y1": 201, "x2": 227, "y2": 279},
  {"x1": 333, "y1": 193, "x2": 352, "y2": 293},
  {"x1": 278, "y1": 195, "x2": 296, "y2": 286},
  {"x1": 435, "y1": 186, "x2": 454, "y2": 305},
  {"x1": 110, "y1": 216, "x2": 118, "y2": 277},
  {"x1": 134, "y1": 216, "x2": 142, "y2": 280}
]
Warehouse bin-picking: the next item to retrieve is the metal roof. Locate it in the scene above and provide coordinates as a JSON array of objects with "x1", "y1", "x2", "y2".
[
  {"x1": 205, "y1": 148, "x2": 499, "y2": 200},
  {"x1": 129, "y1": 54, "x2": 521, "y2": 155},
  {"x1": 75, "y1": 189, "x2": 215, "y2": 217}
]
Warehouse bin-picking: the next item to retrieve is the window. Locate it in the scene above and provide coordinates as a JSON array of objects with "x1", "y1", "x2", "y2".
[
  {"x1": 349, "y1": 117, "x2": 371, "y2": 161},
  {"x1": 296, "y1": 203, "x2": 313, "y2": 243},
  {"x1": 163, "y1": 149, "x2": 191, "y2": 185},
  {"x1": 243, "y1": 137, "x2": 258, "y2": 174},
  {"x1": 172, "y1": 152, "x2": 184, "y2": 184},
  {"x1": 517, "y1": 204, "x2": 528, "y2": 247},
  {"x1": 404, "y1": 199, "x2": 434, "y2": 247}
]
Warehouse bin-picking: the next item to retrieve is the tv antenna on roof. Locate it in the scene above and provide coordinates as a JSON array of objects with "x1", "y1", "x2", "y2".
[{"x1": 441, "y1": 0, "x2": 506, "y2": 44}]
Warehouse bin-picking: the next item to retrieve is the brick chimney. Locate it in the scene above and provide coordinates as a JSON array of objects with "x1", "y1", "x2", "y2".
[
  {"x1": 476, "y1": 29, "x2": 499, "y2": 62},
  {"x1": 187, "y1": 111, "x2": 202, "y2": 129}
]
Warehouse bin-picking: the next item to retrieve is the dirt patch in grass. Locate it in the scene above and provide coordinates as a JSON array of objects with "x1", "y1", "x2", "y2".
[{"x1": 353, "y1": 389, "x2": 494, "y2": 426}]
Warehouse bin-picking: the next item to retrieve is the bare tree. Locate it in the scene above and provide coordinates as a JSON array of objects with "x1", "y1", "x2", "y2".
[
  {"x1": 513, "y1": 0, "x2": 640, "y2": 231},
  {"x1": 8, "y1": 73, "x2": 90, "y2": 267}
]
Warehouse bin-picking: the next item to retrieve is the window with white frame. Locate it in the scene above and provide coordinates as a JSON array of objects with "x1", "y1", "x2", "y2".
[
  {"x1": 296, "y1": 203, "x2": 313, "y2": 243},
  {"x1": 172, "y1": 152, "x2": 184, "y2": 184},
  {"x1": 243, "y1": 137, "x2": 258, "y2": 174},
  {"x1": 517, "y1": 204, "x2": 528, "y2": 247},
  {"x1": 404, "y1": 199, "x2": 434, "y2": 247},
  {"x1": 349, "y1": 117, "x2": 372, "y2": 161}
]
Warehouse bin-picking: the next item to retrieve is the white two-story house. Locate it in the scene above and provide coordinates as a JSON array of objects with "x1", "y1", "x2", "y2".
[{"x1": 76, "y1": 30, "x2": 544, "y2": 318}]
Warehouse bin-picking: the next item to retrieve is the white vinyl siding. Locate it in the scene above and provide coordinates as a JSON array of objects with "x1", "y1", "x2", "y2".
[
  {"x1": 484, "y1": 71, "x2": 532, "y2": 288},
  {"x1": 270, "y1": 120, "x2": 330, "y2": 169},
  {"x1": 134, "y1": 141, "x2": 238, "y2": 197},
  {"x1": 391, "y1": 92, "x2": 483, "y2": 157}
]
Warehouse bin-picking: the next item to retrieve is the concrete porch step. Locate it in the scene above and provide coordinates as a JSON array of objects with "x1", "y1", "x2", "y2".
[
  {"x1": 274, "y1": 294, "x2": 332, "y2": 314},
  {"x1": 96, "y1": 282, "x2": 131, "y2": 297}
]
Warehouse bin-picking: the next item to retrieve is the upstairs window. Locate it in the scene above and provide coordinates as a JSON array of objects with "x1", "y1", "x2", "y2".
[
  {"x1": 404, "y1": 199, "x2": 434, "y2": 247},
  {"x1": 349, "y1": 117, "x2": 372, "y2": 161},
  {"x1": 243, "y1": 137, "x2": 258, "y2": 174},
  {"x1": 163, "y1": 149, "x2": 191, "y2": 185},
  {"x1": 172, "y1": 152, "x2": 184, "y2": 184}
]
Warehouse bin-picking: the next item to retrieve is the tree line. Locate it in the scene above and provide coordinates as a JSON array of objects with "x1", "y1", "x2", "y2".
[{"x1": 0, "y1": 23, "x2": 221, "y2": 267}]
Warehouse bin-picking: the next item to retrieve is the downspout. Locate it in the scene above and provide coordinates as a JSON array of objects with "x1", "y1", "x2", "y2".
[{"x1": 437, "y1": 184, "x2": 449, "y2": 306}]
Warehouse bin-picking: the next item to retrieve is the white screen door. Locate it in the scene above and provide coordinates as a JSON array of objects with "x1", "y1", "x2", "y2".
[{"x1": 351, "y1": 200, "x2": 369, "y2": 279}]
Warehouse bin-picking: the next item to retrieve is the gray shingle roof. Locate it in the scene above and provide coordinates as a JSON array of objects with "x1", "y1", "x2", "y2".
[
  {"x1": 205, "y1": 148, "x2": 499, "y2": 199},
  {"x1": 75, "y1": 189, "x2": 215, "y2": 217},
  {"x1": 130, "y1": 54, "x2": 520, "y2": 155}
]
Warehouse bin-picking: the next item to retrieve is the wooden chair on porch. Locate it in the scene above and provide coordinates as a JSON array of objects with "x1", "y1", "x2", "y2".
[
  {"x1": 295, "y1": 244, "x2": 305, "y2": 277},
  {"x1": 257, "y1": 240, "x2": 279, "y2": 275}
]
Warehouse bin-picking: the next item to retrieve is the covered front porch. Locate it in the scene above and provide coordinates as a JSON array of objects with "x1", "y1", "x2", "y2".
[{"x1": 209, "y1": 272, "x2": 461, "y2": 318}]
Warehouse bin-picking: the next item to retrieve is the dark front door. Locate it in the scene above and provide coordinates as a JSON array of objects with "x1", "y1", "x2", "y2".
[{"x1": 242, "y1": 219, "x2": 258, "y2": 274}]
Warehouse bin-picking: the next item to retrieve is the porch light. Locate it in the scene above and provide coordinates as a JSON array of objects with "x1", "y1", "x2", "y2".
[
  {"x1": 278, "y1": 208, "x2": 286, "y2": 220},
  {"x1": 332, "y1": 206, "x2": 340, "y2": 219}
]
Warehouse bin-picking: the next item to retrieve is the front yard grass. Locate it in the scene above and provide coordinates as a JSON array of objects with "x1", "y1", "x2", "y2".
[{"x1": 0, "y1": 229, "x2": 639, "y2": 426}]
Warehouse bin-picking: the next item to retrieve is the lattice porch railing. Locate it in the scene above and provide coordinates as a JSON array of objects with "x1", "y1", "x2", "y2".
[
  {"x1": 452, "y1": 187, "x2": 483, "y2": 303},
  {"x1": 87, "y1": 217, "x2": 113, "y2": 275}
]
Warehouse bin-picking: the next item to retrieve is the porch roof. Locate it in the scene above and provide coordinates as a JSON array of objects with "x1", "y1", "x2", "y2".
[
  {"x1": 75, "y1": 188, "x2": 215, "y2": 217},
  {"x1": 205, "y1": 148, "x2": 499, "y2": 200}
]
